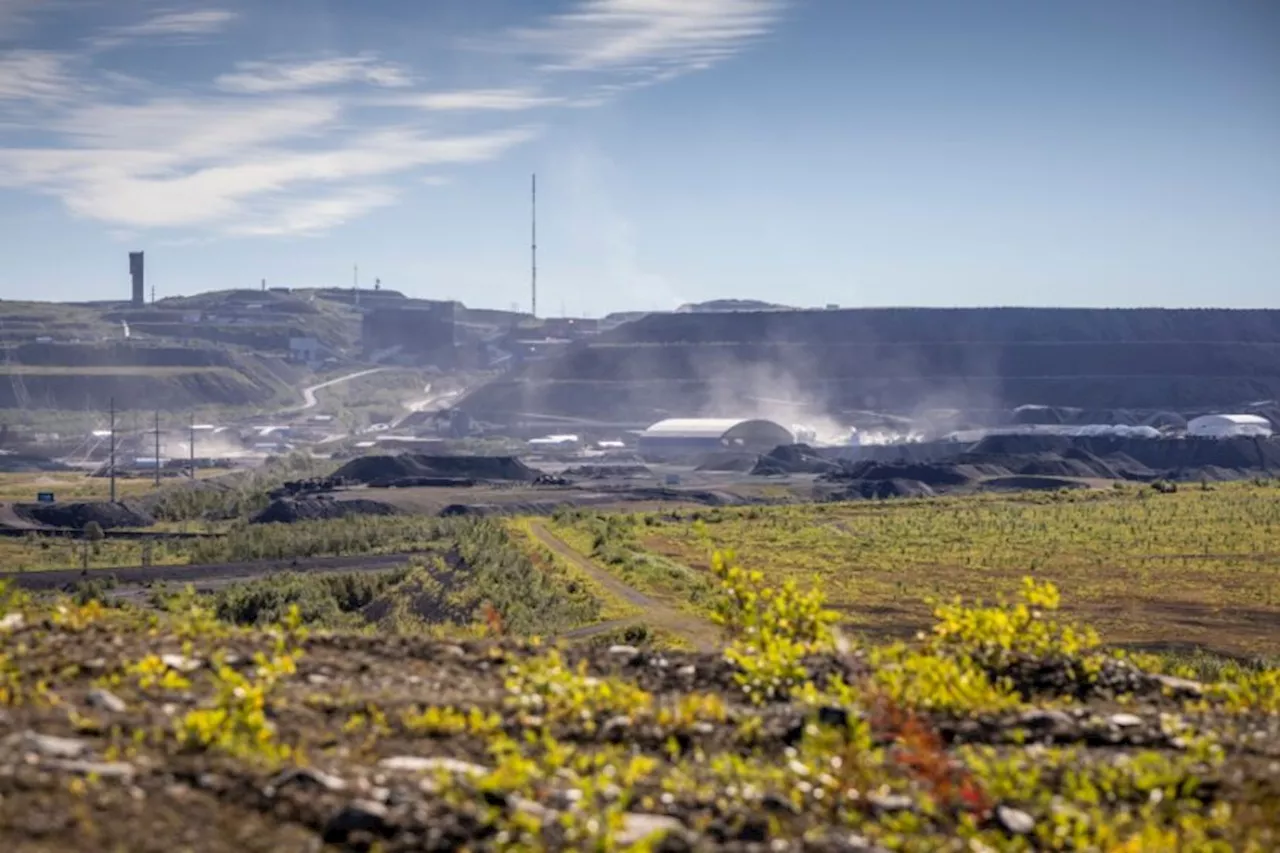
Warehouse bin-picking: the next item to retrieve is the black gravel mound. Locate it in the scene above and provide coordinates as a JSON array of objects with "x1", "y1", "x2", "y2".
[
  {"x1": 333, "y1": 454, "x2": 539, "y2": 484},
  {"x1": 693, "y1": 452, "x2": 758, "y2": 473},
  {"x1": 833, "y1": 478, "x2": 936, "y2": 500},
  {"x1": 13, "y1": 501, "x2": 155, "y2": 530},
  {"x1": 370, "y1": 477, "x2": 476, "y2": 488},
  {"x1": 977, "y1": 476, "x2": 1089, "y2": 492},
  {"x1": 252, "y1": 497, "x2": 400, "y2": 524},
  {"x1": 750, "y1": 444, "x2": 840, "y2": 476},
  {"x1": 833, "y1": 460, "x2": 981, "y2": 487},
  {"x1": 852, "y1": 436, "x2": 1280, "y2": 483},
  {"x1": 561, "y1": 465, "x2": 652, "y2": 479}
]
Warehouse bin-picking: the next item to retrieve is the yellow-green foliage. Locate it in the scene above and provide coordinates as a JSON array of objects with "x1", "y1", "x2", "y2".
[
  {"x1": 929, "y1": 577, "x2": 1101, "y2": 661},
  {"x1": 711, "y1": 549, "x2": 840, "y2": 703},
  {"x1": 176, "y1": 605, "x2": 306, "y2": 762},
  {"x1": 127, "y1": 655, "x2": 192, "y2": 692},
  {"x1": 504, "y1": 649, "x2": 653, "y2": 726},
  {"x1": 1202, "y1": 666, "x2": 1280, "y2": 714},
  {"x1": 400, "y1": 704, "x2": 503, "y2": 737},
  {"x1": 869, "y1": 645, "x2": 1023, "y2": 714}
]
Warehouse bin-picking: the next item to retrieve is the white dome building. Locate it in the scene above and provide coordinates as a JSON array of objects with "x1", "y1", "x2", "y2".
[{"x1": 1185, "y1": 414, "x2": 1273, "y2": 439}]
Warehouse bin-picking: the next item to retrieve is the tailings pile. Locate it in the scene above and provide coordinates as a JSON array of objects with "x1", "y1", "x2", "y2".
[
  {"x1": 750, "y1": 444, "x2": 840, "y2": 476},
  {"x1": 13, "y1": 501, "x2": 155, "y2": 530},
  {"x1": 561, "y1": 464, "x2": 653, "y2": 479},
  {"x1": 333, "y1": 454, "x2": 539, "y2": 486},
  {"x1": 251, "y1": 497, "x2": 400, "y2": 525}
]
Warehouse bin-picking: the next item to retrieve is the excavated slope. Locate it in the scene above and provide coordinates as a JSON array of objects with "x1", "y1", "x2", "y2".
[{"x1": 461, "y1": 308, "x2": 1280, "y2": 421}]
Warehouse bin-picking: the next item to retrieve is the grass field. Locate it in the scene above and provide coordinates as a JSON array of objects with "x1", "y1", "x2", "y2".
[
  {"x1": 0, "y1": 471, "x2": 172, "y2": 504},
  {"x1": 548, "y1": 482, "x2": 1280, "y2": 656}
]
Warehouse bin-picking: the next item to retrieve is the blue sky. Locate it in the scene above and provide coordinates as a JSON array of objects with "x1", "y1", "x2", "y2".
[{"x1": 0, "y1": 0, "x2": 1276, "y2": 313}]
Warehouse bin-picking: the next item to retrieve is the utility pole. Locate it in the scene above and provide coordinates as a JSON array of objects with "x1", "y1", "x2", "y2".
[
  {"x1": 189, "y1": 412, "x2": 195, "y2": 479},
  {"x1": 108, "y1": 397, "x2": 116, "y2": 503},
  {"x1": 153, "y1": 410, "x2": 161, "y2": 487},
  {"x1": 531, "y1": 173, "x2": 538, "y2": 318},
  {"x1": 353, "y1": 264, "x2": 360, "y2": 307}
]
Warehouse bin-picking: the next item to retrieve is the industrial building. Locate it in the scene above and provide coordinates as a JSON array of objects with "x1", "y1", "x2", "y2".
[
  {"x1": 1186, "y1": 414, "x2": 1273, "y2": 439},
  {"x1": 636, "y1": 418, "x2": 793, "y2": 460}
]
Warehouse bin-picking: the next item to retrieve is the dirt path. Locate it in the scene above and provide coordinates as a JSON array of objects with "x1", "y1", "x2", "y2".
[
  {"x1": 526, "y1": 521, "x2": 720, "y2": 651},
  {"x1": 288, "y1": 367, "x2": 388, "y2": 412}
]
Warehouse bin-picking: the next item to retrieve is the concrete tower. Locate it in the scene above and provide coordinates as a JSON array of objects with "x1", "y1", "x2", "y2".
[{"x1": 129, "y1": 251, "x2": 144, "y2": 307}]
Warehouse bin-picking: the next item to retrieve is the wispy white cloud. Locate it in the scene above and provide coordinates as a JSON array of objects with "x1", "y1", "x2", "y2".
[
  {"x1": 91, "y1": 8, "x2": 238, "y2": 49},
  {"x1": 0, "y1": 100, "x2": 536, "y2": 230},
  {"x1": 0, "y1": 0, "x2": 787, "y2": 238},
  {"x1": 0, "y1": 50, "x2": 76, "y2": 102},
  {"x1": 385, "y1": 87, "x2": 565, "y2": 112},
  {"x1": 216, "y1": 55, "x2": 414, "y2": 94},
  {"x1": 510, "y1": 0, "x2": 785, "y2": 77}
]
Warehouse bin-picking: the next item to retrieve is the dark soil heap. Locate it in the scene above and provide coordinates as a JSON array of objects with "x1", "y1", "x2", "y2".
[
  {"x1": 751, "y1": 444, "x2": 840, "y2": 476},
  {"x1": 334, "y1": 454, "x2": 539, "y2": 486},
  {"x1": 251, "y1": 497, "x2": 400, "y2": 525},
  {"x1": 13, "y1": 500, "x2": 155, "y2": 530}
]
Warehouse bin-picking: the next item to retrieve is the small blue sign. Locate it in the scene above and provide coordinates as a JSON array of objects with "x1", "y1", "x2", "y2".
[{"x1": 36, "y1": 492, "x2": 55, "y2": 503}]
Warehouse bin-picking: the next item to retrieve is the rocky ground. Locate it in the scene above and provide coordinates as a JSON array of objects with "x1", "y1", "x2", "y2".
[{"x1": 0, "y1": 583, "x2": 1277, "y2": 852}]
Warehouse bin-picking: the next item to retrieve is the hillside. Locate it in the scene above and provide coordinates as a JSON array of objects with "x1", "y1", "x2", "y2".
[
  {"x1": 0, "y1": 341, "x2": 303, "y2": 411},
  {"x1": 459, "y1": 307, "x2": 1280, "y2": 422},
  {"x1": 0, "y1": 291, "x2": 362, "y2": 414}
]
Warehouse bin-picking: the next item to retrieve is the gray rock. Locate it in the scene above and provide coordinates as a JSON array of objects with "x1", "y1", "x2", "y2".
[
  {"x1": 996, "y1": 805, "x2": 1036, "y2": 835},
  {"x1": 87, "y1": 688, "x2": 127, "y2": 713},
  {"x1": 1108, "y1": 713, "x2": 1144, "y2": 729},
  {"x1": 1017, "y1": 709, "x2": 1072, "y2": 730},
  {"x1": 47, "y1": 759, "x2": 136, "y2": 779},
  {"x1": 266, "y1": 766, "x2": 347, "y2": 795},
  {"x1": 160, "y1": 654, "x2": 202, "y2": 673},
  {"x1": 0, "y1": 612, "x2": 24, "y2": 632},
  {"x1": 377, "y1": 756, "x2": 486, "y2": 776},
  {"x1": 601, "y1": 714, "x2": 632, "y2": 741},
  {"x1": 8, "y1": 731, "x2": 90, "y2": 759},
  {"x1": 1152, "y1": 674, "x2": 1205, "y2": 697},
  {"x1": 322, "y1": 800, "x2": 389, "y2": 842},
  {"x1": 866, "y1": 792, "x2": 915, "y2": 814},
  {"x1": 608, "y1": 644, "x2": 640, "y2": 657},
  {"x1": 616, "y1": 813, "x2": 684, "y2": 846},
  {"x1": 512, "y1": 796, "x2": 555, "y2": 821}
]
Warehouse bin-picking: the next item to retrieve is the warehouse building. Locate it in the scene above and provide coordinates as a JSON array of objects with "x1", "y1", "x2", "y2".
[
  {"x1": 636, "y1": 418, "x2": 794, "y2": 460},
  {"x1": 1186, "y1": 414, "x2": 1273, "y2": 439}
]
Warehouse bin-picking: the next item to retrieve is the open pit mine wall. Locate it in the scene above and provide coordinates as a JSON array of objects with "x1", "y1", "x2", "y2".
[
  {"x1": 0, "y1": 343, "x2": 302, "y2": 411},
  {"x1": 459, "y1": 307, "x2": 1280, "y2": 422}
]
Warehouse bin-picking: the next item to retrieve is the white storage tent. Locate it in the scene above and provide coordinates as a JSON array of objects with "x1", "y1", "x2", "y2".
[{"x1": 1185, "y1": 414, "x2": 1273, "y2": 439}]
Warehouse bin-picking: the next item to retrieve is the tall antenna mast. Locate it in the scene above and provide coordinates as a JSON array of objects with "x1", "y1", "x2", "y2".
[
  {"x1": 108, "y1": 397, "x2": 116, "y2": 503},
  {"x1": 531, "y1": 173, "x2": 538, "y2": 318}
]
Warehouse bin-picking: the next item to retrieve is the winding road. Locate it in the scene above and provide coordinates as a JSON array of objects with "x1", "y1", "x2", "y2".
[
  {"x1": 526, "y1": 521, "x2": 720, "y2": 651},
  {"x1": 297, "y1": 367, "x2": 388, "y2": 410}
]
